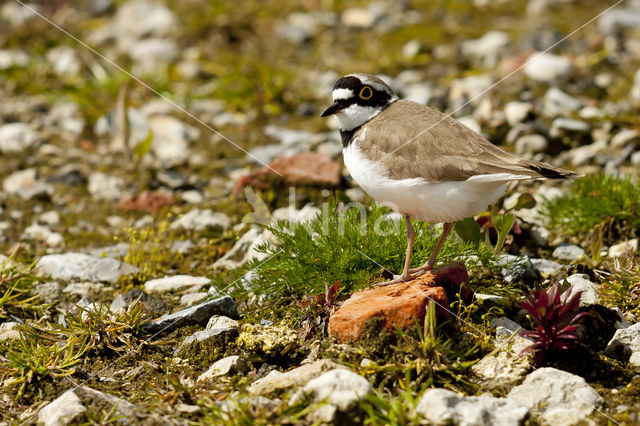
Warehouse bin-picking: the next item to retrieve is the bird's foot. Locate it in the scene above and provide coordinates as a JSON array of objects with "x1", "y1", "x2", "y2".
[
  {"x1": 376, "y1": 270, "x2": 426, "y2": 286},
  {"x1": 408, "y1": 264, "x2": 433, "y2": 275}
]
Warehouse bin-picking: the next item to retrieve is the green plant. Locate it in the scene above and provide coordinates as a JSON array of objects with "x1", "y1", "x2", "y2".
[
  {"x1": 60, "y1": 300, "x2": 146, "y2": 355},
  {"x1": 599, "y1": 254, "x2": 640, "y2": 314},
  {"x1": 585, "y1": 223, "x2": 605, "y2": 267},
  {"x1": 519, "y1": 282, "x2": 589, "y2": 365},
  {"x1": 3, "y1": 330, "x2": 87, "y2": 400},
  {"x1": 82, "y1": 403, "x2": 125, "y2": 426},
  {"x1": 121, "y1": 216, "x2": 174, "y2": 281},
  {"x1": 356, "y1": 301, "x2": 477, "y2": 394},
  {"x1": 539, "y1": 174, "x2": 640, "y2": 242},
  {"x1": 299, "y1": 280, "x2": 341, "y2": 340},
  {"x1": 240, "y1": 200, "x2": 497, "y2": 301},
  {"x1": 198, "y1": 392, "x2": 310, "y2": 426},
  {"x1": 361, "y1": 372, "x2": 424, "y2": 425},
  {"x1": 0, "y1": 255, "x2": 42, "y2": 319},
  {"x1": 454, "y1": 191, "x2": 534, "y2": 255}
]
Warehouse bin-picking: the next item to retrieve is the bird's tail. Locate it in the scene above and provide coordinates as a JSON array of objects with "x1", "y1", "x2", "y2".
[{"x1": 524, "y1": 160, "x2": 582, "y2": 180}]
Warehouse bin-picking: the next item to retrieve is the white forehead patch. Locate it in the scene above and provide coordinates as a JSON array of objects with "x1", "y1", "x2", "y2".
[{"x1": 332, "y1": 88, "x2": 354, "y2": 100}]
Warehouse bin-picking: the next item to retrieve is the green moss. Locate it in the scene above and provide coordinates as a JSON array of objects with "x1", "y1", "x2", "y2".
[
  {"x1": 236, "y1": 323, "x2": 301, "y2": 360},
  {"x1": 176, "y1": 330, "x2": 239, "y2": 370}
]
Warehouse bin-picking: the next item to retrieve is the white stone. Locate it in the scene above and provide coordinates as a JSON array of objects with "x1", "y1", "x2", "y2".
[
  {"x1": 341, "y1": 7, "x2": 377, "y2": 28},
  {"x1": 530, "y1": 257, "x2": 563, "y2": 276},
  {"x1": 491, "y1": 317, "x2": 533, "y2": 354},
  {"x1": 198, "y1": 355, "x2": 247, "y2": 382},
  {"x1": 181, "y1": 190, "x2": 203, "y2": 204},
  {"x1": 23, "y1": 223, "x2": 53, "y2": 242},
  {"x1": 461, "y1": 30, "x2": 510, "y2": 68},
  {"x1": 2, "y1": 168, "x2": 51, "y2": 199},
  {"x1": 402, "y1": 82, "x2": 432, "y2": 105},
  {"x1": 0, "y1": 49, "x2": 29, "y2": 69},
  {"x1": 605, "y1": 322, "x2": 640, "y2": 367},
  {"x1": 128, "y1": 38, "x2": 179, "y2": 75},
  {"x1": 508, "y1": 367, "x2": 603, "y2": 423},
  {"x1": 263, "y1": 124, "x2": 324, "y2": 147},
  {"x1": 275, "y1": 11, "x2": 329, "y2": 43},
  {"x1": 0, "y1": 122, "x2": 38, "y2": 153},
  {"x1": 206, "y1": 315, "x2": 239, "y2": 330},
  {"x1": 63, "y1": 282, "x2": 104, "y2": 296},
  {"x1": 34, "y1": 281, "x2": 62, "y2": 303},
  {"x1": 599, "y1": 8, "x2": 640, "y2": 36},
  {"x1": 289, "y1": 369, "x2": 371, "y2": 422},
  {"x1": 249, "y1": 359, "x2": 342, "y2": 396},
  {"x1": 543, "y1": 87, "x2": 582, "y2": 116},
  {"x1": 416, "y1": 388, "x2": 528, "y2": 426},
  {"x1": 39, "y1": 210, "x2": 61, "y2": 226},
  {"x1": 504, "y1": 102, "x2": 532, "y2": 127},
  {"x1": 114, "y1": 0, "x2": 179, "y2": 39},
  {"x1": 552, "y1": 243, "x2": 585, "y2": 261},
  {"x1": 144, "y1": 275, "x2": 210, "y2": 293},
  {"x1": 470, "y1": 351, "x2": 530, "y2": 389},
  {"x1": 212, "y1": 226, "x2": 269, "y2": 269},
  {"x1": 1, "y1": 2, "x2": 40, "y2": 26},
  {"x1": 550, "y1": 118, "x2": 590, "y2": 136},
  {"x1": 402, "y1": 39, "x2": 421, "y2": 59},
  {"x1": 579, "y1": 106, "x2": 604, "y2": 119},
  {"x1": 608, "y1": 239, "x2": 638, "y2": 258},
  {"x1": 180, "y1": 292, "x2": 209, "y2": 307},
  {"x1": 46, "y1": 46, "x2": 81, "y2": 77},
  {"x1": 449, "y1": 75, "x2": 494, "y2": 107},
  {"x1": 524, "y1": 52, "x2": 572, "y2": 83},
  {"x1": 38, "y1": 390, "x2": 86, "y2": 426},
  {"x1": 37, "y1": 253, "x2": 138, "y2": 283},
  {"x1": 568, "y1": 140, "x2": 607, "y2": 167},
  {"x1": 457, "y1": 116, "x2": 482, "y2": 135},
  {"x1": 0, "y1": 322, "x2": 20, "y2": 341},
  {"x1": 345, "y1": 187, "x2": 366, "y2": 202},
  {"x1": 611, "y1": 129, "x2": 640, "y2": 149},
  {"x1": 565, "y1": 274, "x2": 601, "y2": 306},
  {"x1": 88, "y1": 172, "x2": 124, "y2": 201},
  {"x1": 515, "y1": 134, "x2": 548, "y2": 155},
  {"x1": 146, "y1": 115, "x2": 199, "y2": 165},
  {"x1": 170, "y1": 209, "x2": 231, "y2": 232},
  {"x1": 530, "y1": 226, "x2": 550, "y2": 246}
]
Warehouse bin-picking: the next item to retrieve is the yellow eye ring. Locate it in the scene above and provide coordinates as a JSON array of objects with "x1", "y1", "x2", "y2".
[{"x1": 359, "y1": 86, "x2": 373, "y2": 100}]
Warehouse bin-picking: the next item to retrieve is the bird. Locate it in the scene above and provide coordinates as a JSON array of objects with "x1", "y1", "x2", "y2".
[{"x1": 321, "y1": 73, "x2": 580, "y2": 286}]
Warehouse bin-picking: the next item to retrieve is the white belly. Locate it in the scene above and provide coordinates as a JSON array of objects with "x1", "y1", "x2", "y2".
[{"x1": 342, "y1": 139, "x2": 511, "y2": 223}]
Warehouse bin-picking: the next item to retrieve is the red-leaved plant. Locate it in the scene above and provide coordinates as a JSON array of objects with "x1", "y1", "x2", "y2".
[
  {"x1": 518, "y1": 281, "x2": 590, "y2": 365},
  {"x1": 300, "y1": 281, "x2": 340, "y2": 340}
]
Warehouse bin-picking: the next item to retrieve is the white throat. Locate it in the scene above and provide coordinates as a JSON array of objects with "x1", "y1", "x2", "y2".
[{"x1": 335, "y1": 104, "x2": 384, "y2": 131}]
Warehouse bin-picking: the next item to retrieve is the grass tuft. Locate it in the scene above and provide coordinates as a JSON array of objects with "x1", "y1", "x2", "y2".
[
  {"x1": 539, "y1": 174, "x2": 640, "y2": 243},
  {"x1": 237, "y1": 200, "x2": 498, "y2": 301}
]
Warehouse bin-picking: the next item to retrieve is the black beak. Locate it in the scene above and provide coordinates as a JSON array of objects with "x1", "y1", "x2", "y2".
[{"x1": 321, "y1": 102, "x2": 341, "y2": 117}]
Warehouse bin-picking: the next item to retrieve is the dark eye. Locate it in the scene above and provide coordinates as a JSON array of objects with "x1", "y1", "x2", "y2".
[{"x1": 359, "y1": 86, "x2": 373, "y2": 100}]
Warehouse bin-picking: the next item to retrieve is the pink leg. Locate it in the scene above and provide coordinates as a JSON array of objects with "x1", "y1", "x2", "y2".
[
  {"x1": 377, "y1": 215, "x2": 423, "y2": 286},
  {"x1": 409, "y1": 222, "x2": 453, "y2": 273}
]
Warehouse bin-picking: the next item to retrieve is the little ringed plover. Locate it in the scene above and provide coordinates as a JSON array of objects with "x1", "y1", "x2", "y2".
[{"x1": 321, "y1": 73, "x2": 580, "y2": 286}]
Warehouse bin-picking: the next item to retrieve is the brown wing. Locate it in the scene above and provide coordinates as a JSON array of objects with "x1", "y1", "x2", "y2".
[{"x1": 357, "y1": 100, "x2": 577, "y2": 182}]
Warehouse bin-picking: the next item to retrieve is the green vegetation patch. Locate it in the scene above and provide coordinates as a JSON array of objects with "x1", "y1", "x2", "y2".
[
  {"x1": 539, "y1": 174, "x2": 640, "y2": 242},
  {"x1": 237, "y1": 200, "x2": 498, "y2": 301}
]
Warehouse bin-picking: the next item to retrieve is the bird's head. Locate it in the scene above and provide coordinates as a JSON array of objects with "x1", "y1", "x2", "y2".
[{"x1": 321, "y1": 73, "x2": 398, "y2": 131}]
